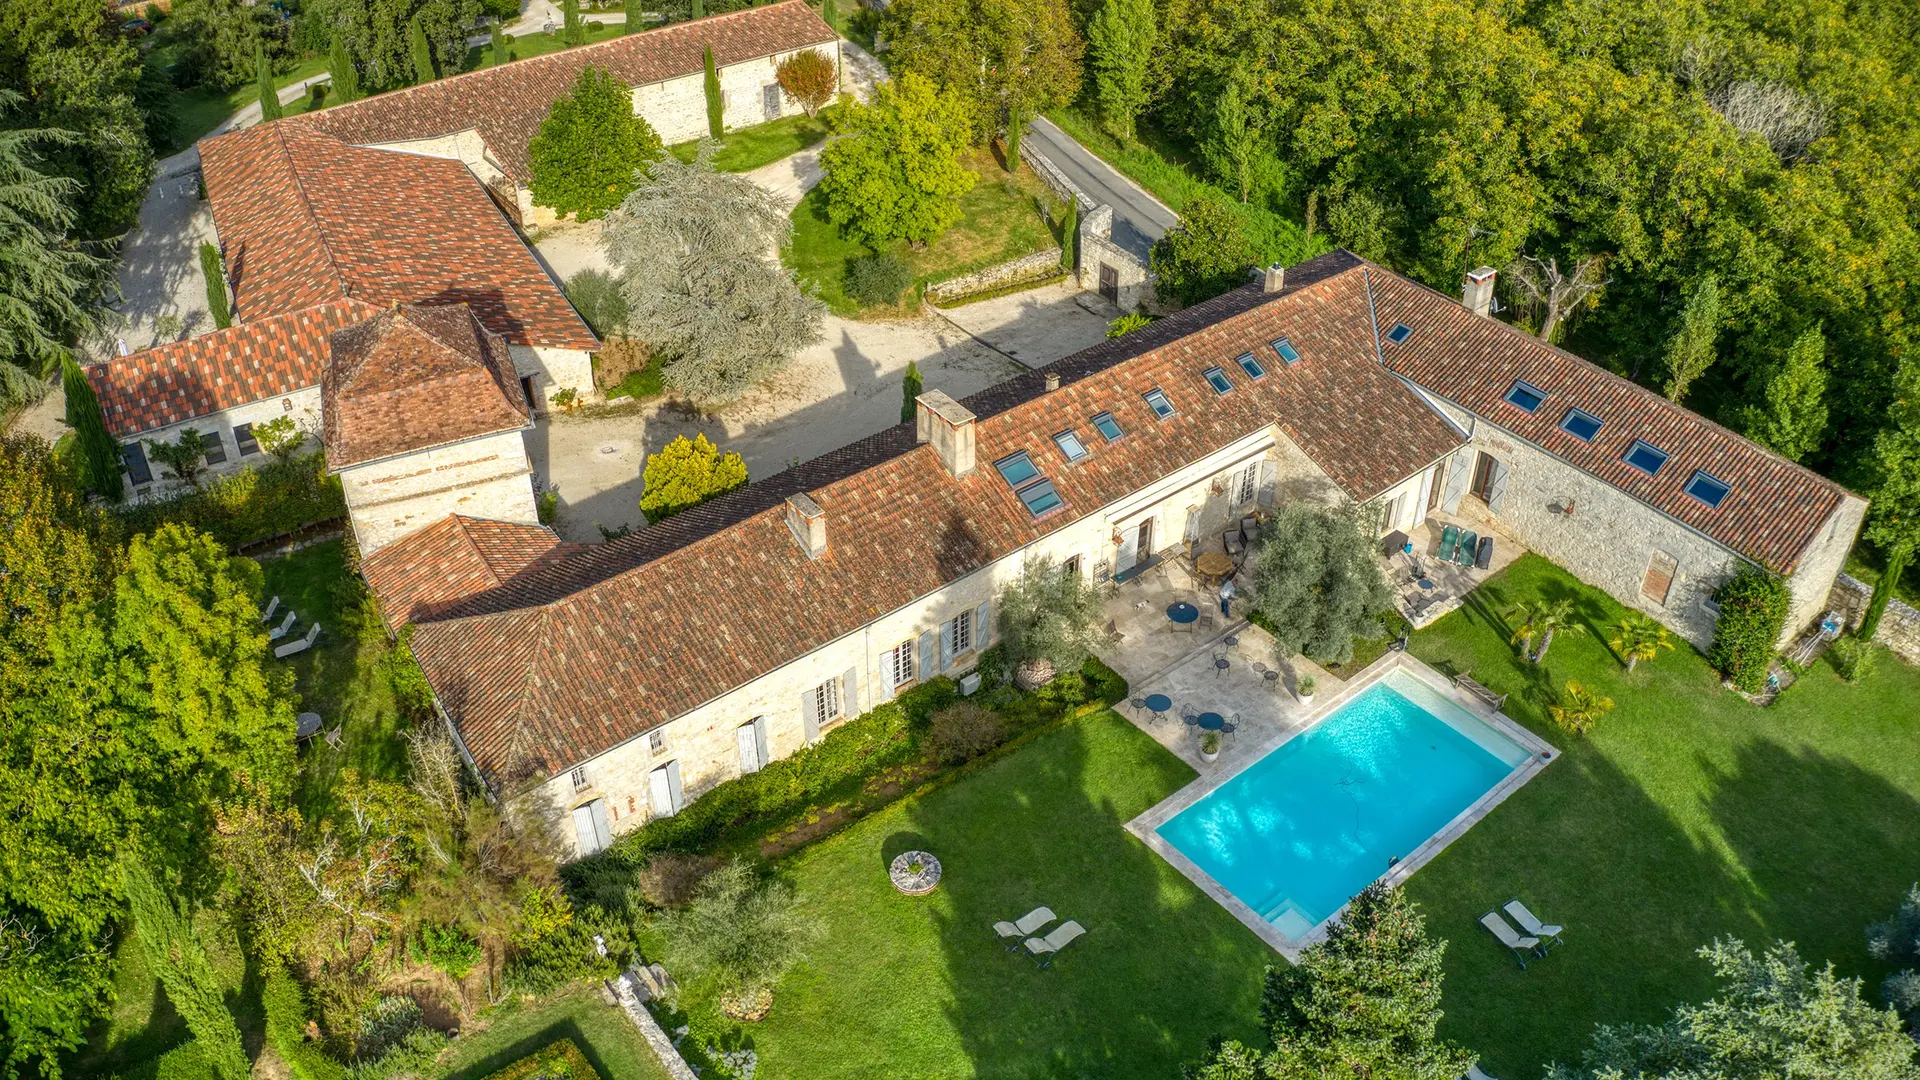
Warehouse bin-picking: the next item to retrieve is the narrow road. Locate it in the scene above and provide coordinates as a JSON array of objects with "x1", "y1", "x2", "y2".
[{"x1": 1025, "y1": 116, "x2": 1178, "y2": 263}]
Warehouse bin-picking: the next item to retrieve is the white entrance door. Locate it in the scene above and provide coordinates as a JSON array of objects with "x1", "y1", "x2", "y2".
[
  {"x1": 648, "y1": 762, "x2": 682, "y2": 818},
  {"x1": 736, "y1": 719, "x2": 767, "y2": 774},
  {"x1": 1116, "y1": 521, "x2": 1140, "y2": 573}
]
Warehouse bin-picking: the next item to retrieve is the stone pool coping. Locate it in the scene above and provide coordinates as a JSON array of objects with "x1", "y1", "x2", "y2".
[{"x1": 1125, "y1": 650, "x2": 1558, "y2": 960}]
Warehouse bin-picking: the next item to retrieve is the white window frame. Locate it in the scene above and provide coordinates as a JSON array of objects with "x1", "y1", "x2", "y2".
[
  {"x1": 889, "y1": 639, "x2": 914, "y2": 687},
  {"x1": 951, "y1": 609, "x2": 974, "y2": 655},
  {"x1": 569, "y1": 765, "x2": 589, "y2": 792},
  {"x1": 811, "y1": 678, "x2": 840, "y2": 730},
  {"x1": 1235, "y1": 463, "x2": 1257, "y2": 504},
  {"x1": 647, "y1": 729, "x2": 667, "y2": 754}
]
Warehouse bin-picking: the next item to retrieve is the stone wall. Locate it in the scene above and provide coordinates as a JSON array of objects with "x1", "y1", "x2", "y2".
[
  {"x1": 630, "y1": 43, "x2": 836, "y2": 145},
  {"x1": 120, "y1": 384, "x2": 324, "y2": 500},
  {"x1": 338, "y1": 429, "x2": 539, "y2": 554},
  {"x1": 1783, "y1": 494, "x2": 1868, "y2": 645},
  {"x1": 1077, "y1": 205, "x2": 1153, "y2": 311},
  {"x1": 522, "y1": 424, "x2": 1388, "y2": 856},
  {"x1": 924, "y1": 249, "x2": 1064, "y2": 305},
  {"x1": 509, "y1": 344, "x2": 597, "y2": 409},
  {"x1": 1824, "y1": 573, "x2": 1920, "y2": 664}
]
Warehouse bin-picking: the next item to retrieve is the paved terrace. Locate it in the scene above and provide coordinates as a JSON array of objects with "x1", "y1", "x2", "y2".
[{"x1": 1386, "y1": 505, "x2": 1526, "y2": 629}]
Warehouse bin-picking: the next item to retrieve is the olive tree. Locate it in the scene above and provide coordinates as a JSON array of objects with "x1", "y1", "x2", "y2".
[
  {"x1": 658, "y1": 858, "x2": 818, "y2": 1021},
  {"x1": 994, "y1": 557, "x2": 1107, "y2": 689},
  {"x1": 1247, "y1": 502, "x2": 1391, "y2": 664}
]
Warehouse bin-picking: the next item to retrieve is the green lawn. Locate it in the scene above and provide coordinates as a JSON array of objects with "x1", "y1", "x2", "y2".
[
  {"x1": 670, "y1": 710, "x2": 1273, "y2": 1079},
  {"x1": 1401, "y1": 554, "x2": 1920, "y2": 1076},
  {"x1": 436, "y1": 986, "x2": 671, "y2": 1080},
  {"x1": 461, "y1": 22, "x2": 622, "y2": 70},
  {"x1": 786, "y1": 149, "x2": 1065, "y2": 315},
  {"x1": 670, "y1": 113, "x2": 829, "y2": 172},
  {"x1": 157, "y1": 51, "x2": 332, "y2": 153}
]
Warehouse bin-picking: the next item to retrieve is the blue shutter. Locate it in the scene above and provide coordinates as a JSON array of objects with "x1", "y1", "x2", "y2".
[
  {"x1": 939, "y1": 619, "x2": 954, "y2": 670},
  {"x1": 800, "y1": 689, "x2": 820, "y2": 744},
  {"x1": 918, "y1": 630, "x2": 936, "y2": 680},
  {"x1": 665, "y1": 760, "x2": 683, "y2": 812},
  {"x1": 974, "y1": 600, "x2": 991, "y2": 650}
]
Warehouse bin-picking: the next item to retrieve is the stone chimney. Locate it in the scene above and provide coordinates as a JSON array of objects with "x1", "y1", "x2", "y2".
[
  {"x1": 1463, "y1": 266, "x2": 1497, "y2": 317},
  {"x1": 915, "y1": 390, "x2": 977, "y2": 479},
  {"x1": 785, "y1": 493, "x2": 827, "y2": 559},
  {"x1": 1043, "y1": 372, "x2": 1061, "y2": 391},
  {"x1": 1261, "y1": 263, "x2": 1286, "y2": 293}
]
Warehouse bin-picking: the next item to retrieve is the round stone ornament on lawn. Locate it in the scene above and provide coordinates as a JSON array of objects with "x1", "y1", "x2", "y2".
[{"x1": 890, "y1": 850, "x2": 942, "y2": 895}]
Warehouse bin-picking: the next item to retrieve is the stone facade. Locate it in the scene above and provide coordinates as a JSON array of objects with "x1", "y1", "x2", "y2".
[
  {"x1": 1077, "y1": 204, "x2": 1154, "y2": 311},
  {"x1": 509, "y1": 345, "x2": 596, "y2": 411},
  {"x1": 1783, "y1": 495, "x2": 1868, "y2": 644},
  {"x1": 120, "y1": 386, "x2": 323, "y2": 499},
  {"x1": 338, "y1": 430, "x2": 540, "y2": 554},
  {"x1": 1825, "y1": 573, "x2": 1920, "y2": 665},
  {"x1": 527, "y1": 422, "x2": 1436, "y2": 857},
  {"x1": 925, "y1": 248, "x2": 1065, "y2": 305}
]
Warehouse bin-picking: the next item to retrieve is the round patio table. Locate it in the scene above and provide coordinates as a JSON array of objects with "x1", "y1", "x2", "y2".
[
  {"x1": 1195, "y1": 551, "x2": 1235, "y2": 578},
  {"x1": 1143, "y1": 693, "x2": 1173, "y2": 714},
  {"x1": 1195, "y1": 711, "x2": 1225, "y2": 731},
  {"x1": 1166, "y1": 602, "x2": 1200, "y2": 625},
  {"x1": 295, "y1": 712, "x2": 323, "y2": 739}
]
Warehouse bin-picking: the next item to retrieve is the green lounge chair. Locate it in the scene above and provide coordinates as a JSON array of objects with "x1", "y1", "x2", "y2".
[
  {"x1": 1438, "y1": 524, "x2": 1461, "y2": 563},
  {"x1": 1455, "y1": 530, "x2": 1479, "y2": 567}
]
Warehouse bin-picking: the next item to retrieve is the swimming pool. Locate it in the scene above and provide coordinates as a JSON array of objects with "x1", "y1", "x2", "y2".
[{"x1": 1152, "y1": 666, "x2": 1539, "y2": 944}]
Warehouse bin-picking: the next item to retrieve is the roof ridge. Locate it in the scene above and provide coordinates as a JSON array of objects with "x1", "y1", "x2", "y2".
[
  {"x1": 289, "y1": 0, "x2": 830, "y2": 129},
  {"x1": 1370, "y1": 262, "x2": 1850, "y2": 496},
  {"x1": 268, "y1": 124, "x2": 352, "y2": 307},
  {"x1": 451, "y1": 514, "x2": 510, "y2": 591}
]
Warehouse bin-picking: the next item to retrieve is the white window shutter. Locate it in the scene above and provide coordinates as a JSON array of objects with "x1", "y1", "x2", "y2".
[
  {"x1": 841, "y1": 666, "x2": 859, "y2": 718},
  {"x1": 1486, "y1": 459, "x2": 1511, "y2": 513},
  {"x1": 589, "y1": 798, "x2": 612, "y2": 850},
  {"x1": 974, "y1": 600, "x2": 991, "y2": 649},
  {"x1": 573, "y1": 804, "x2": 599, "y2": 855},
  {"x1": 879, "y1": 648, "x2": 896, "y2": 700},
  {"x1": 737, "y1": 722, "x2": 762, "y2": 774},
  {"x1": 648, "y1": 766, "x2": 675, "y2": 818},
  {"x1": 918, "y1": 630, "x2": 936, "y2": 678},
  {"x1": 1258, "y1": 459, "x2": 1278, "y2": 506},
  {"x1": 753, "y1": 715, "x2": 770, "y2": 766},
  {"x1": 800, "y1": 689, "x2": 820, "y2": 744},
  {"x1": 939, "y1": 620, "x2": 954, "y2": 670},
  {"x1": 1442, "y1": 453, "x2": 1471, "y2": 512},
  {"x1": 665, "y1": 759, "x2": 684, "y2": 812}
]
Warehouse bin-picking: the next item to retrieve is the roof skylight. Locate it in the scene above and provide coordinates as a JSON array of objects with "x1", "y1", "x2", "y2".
[
  {"x1": 1559, "y1": 407, "x2": 1603, "y2": 442},
  {"x1": 1386, "y1": 323, "x2": 1414, "y2": 345},
  {"x1": 994, "y1": 451, "x2": 1041, "y2": 488},
  {"x1": 1271, "y1": 337, "x2": 1301, "y2": 364},
  {"x1": 1017, "y1": 478, "x2": 1064, "y2": 516},
  {"x1": 994, "y1": 450, "x2": 1066, "y2": 519},
  {"x1": 1053, "y1": 429, "x2": 1089, "y2": 462},
  {"x1": 1503, "y1": 379, "x2": 1548, "y2": 414},
  {"x1": 1237, "y1": 352, "x2": 1267, "y2": 379},
  {"x1": 1203, "y1": 367, "x2": 1233, "y2": 395},
  {"x1": 1144, "y1": 388, "x2": 1175, "y2": 419},
  {"x1": 1683, "y1": 470, "x2": 1731, "y2": 509},
  {"x1": 1623, "y1": 440, "x2": 1670, "y2": 476},
  {"x1": 1091, "y1": 412, "x2": 1123, "y2": 442}
]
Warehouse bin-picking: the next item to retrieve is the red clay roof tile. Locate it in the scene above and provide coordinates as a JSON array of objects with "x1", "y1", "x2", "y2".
[{"x1": 361, "y1": 514, "x2": 585, "y2": 625}]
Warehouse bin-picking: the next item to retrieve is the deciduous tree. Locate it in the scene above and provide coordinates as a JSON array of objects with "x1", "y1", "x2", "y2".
[
  {"x1": 883, "y1": 0, "x2": 1082, "y2": 148},
  {"x1": 775, "y1": 48, "x2": 836, "y2": 118},
  {"x1": 1203, "y1": 74, "x2": 1258, "y2": 202},
  {"x1": 1247, "y1": 502, "x2": 1391, "y2": 664},
  {"x1": 305, "y1": 0, "x2": 481, "y2": 93},
  {"x1": 817, "y1": 72, "x2": 976, "y2": 247},
  {"x1": 529, "y1": 66, "x2": 664, "y2": 220},
  {"x1": 605, "y1": 148, "x2": 824, "y2": 402},
  {"x1": 1150, "y1": 193, "x2": 1254, "y2": 307},
  {"x1": 1740, "y1": 326, "x2": 1828, "y2": 463},
  {"x1": 995, "y1": 557, "x2": 1106, "y2": 689},
  {"x1": 1506, "y1": 253, "x2": 1607, "y2": 344},
  {"x1": 638, "y1": 433, "x2": 747, "y2": 522},
  {"x1": 659, "y1": 858, "x2": 818, "y2": 1020},
  {"x1": 170, "y1": 0, "x2": 292, "y2": 92},
  {"x1": 149, "y1": 429, "x2": 211, "y2": 487},
  {"x1": 1859, "y1": 355, "x2": 1920, "y2": 640},
  {"x1": 1086, "y1": 0, "x2": 1153, "y2": 141}
]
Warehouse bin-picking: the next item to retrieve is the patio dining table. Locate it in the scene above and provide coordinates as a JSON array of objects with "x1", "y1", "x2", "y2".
[
  {"x1": 1167, "y1": 602, "x2": 1200, "y2": 624},
  {"x1": 1194, "y1": 711, "x2": 1225, "y2": 731},
  {"x1": 1195, "y1": 551, "x2": 1235, "y2": 580}
]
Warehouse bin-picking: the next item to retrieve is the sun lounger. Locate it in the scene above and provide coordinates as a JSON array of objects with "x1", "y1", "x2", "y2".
[
  {"x1": 260, "y1": 596, "x2": 280, "y2": 623},
  {"x1": 1455, "y1": 530, "x2": 1479, "y2": 567},
  {"x1": 1438, "y1": 524, "x2": 1461, "y2": 563},
  {"x1": 995, "y1": 907, "x2": 1056, "y2": 950},
  {"x1": 1475, "y1": 535, "x2": 1494, "y2": 570},
  {"x1": 1023, "y1": 920, "x2": 1087, "y2": 968},
  {"x1": 267, "y1": 608, "x2": 298, "y2": 641},
  {"x1": 1503, "y1": 900, "x2": 1563, "y2": 949},
  {"x1": 274, "y1": 623, "x2": 321, "y2": 659},
  {"x1": 1480, "y1": 911, "x2": 1541, "y2": 969}
]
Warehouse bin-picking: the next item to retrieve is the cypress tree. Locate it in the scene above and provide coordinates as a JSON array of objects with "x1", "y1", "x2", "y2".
[
  {"x1": 1859, "y1": 548, "x2": 1908, "y2": 640},
  {"x1": 563, "y1": 0, "x2": 585, "y2": 45},
  {"x1": 624, "y1": 1, "x2": 640, "y2": 32},
  {"x1": 328, "y1": 35, "x2": 359, "y2": 102},
  {"x1": 492, "y1": 21, "x2": 509, "y2": 65},
  {"x1": 1004, "y1": 109, "x2": 1026, "y2": 171},
  {"x1": 199, "y1": 243, "x2": 231, "y2": 330},
  {"x1": 62, "y1": 353, "x2": 122, "y2": 501},
  {"x1": 703, "y1": 44, "x2": 723, "y2": 138},
  {"x1": 255, "y1": 45, "x2": 282, "y2": 122},
  {"x1": 822, "y1": 0, "x2": 836, "y2": 31},
  {"x1": 409, "y1": 16, "x2": 437, "y2": 85},
  {"x1": 126, "y1": 858, "x2": 250, "y2": 1080},
  {"x1": 900, "y1": 361, "x2": 922, "y2": 423},
  {"x1": 692, "y1": 0, "x2": 706, "y2": 17}
]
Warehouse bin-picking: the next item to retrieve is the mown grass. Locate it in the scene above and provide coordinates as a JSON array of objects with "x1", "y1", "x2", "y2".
[
  {"x1": 1402, "y1": 554, "x2": 1920, "y2": 1076},
  {"x1": 786, "y1": 148, "x2": 1065, "y2": 316},
  {"x1": 437, "y1": 986, "x2": 671, "y2": 1080},
  {"x1": 670, "y1": 113, "x2": 829, "y2": 173}
]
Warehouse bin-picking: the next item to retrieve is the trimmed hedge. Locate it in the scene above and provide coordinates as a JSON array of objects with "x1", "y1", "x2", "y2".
[
  {"x1": 1707, "y1": 565, "x2": 1791, "y2": 693},
  {"x1": 478, "y1": 1039, "x2": 602, "y2": 1080},
  {"x1": 117, "y1": 453, "x2": 345, "y2": 550}
]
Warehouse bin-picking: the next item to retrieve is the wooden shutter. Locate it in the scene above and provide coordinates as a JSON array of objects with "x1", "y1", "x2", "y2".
[
  {"x1": 800, "y1": 688, "x2": 820, "y2": 744},
  {"x1": 939, "y1": 619, "x2": 954, "y2": 670},
  {"x1": 1442, "y1": 453, "x2": 1471, "y2": 512},
  {"x1": 918, "y1": 630, "x2": 936, "y2": 683},
  {"x1": 1257, "y1": 459, "x2": 1277, "y2": 506},
  {"x1": 974, "y1": 600, "x2": 991, "y2": 650},
  {"x1": 648, "y1": 766, "x2": 675, "y2": 817},
  {"x1": 753, "y1": 716, "x2": 770, "y2": 768},
  {"x1": 879, "y1": 646, "x2": 896, "y2": 700},
  {"x1": 1641, "y1": 551, "x2": 1677, "y2": 606},
  {"x1": 573, "y1": 804, "x2": 599, "y2": 855},
  {"x1": 665, "y1": 760, "x2": 683, "y2": 812},
  {"x1": 1486, "y1": 459, "x2": 1511, "y2": 513},
  {"x1": 841, "y1": 666, "x2": 859, "y2": 718},
  {"x1": 588, "y1": 799, "x2": 612, "y2": 850},
  {"x1": 737, "y1": 723, "x2": 762, "y2": 774}
]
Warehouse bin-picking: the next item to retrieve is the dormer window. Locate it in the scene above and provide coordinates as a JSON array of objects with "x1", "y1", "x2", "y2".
[
  {"x1": 1203, "y1": 367, "x2": 1233, "y2": 395},
  {"x1": 1623, "y1": 440, "x2": 1669, "y2": 476}
]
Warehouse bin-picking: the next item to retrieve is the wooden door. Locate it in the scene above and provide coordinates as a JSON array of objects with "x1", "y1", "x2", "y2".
[{"x1": 1099, "y1": 263, "x2": 1119, "y2": 303}]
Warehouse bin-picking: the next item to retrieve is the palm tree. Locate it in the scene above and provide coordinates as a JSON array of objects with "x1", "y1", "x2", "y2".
[
  {"x1": 1509, "y1": 598, "x2": 1575, "y2": 663},
  {"x1": 1549, "y1": 680, "x2": 1614, "y2": 736},
  {"x1": 1607, "y1": 612, "x2": 1674, "y2": 672}
]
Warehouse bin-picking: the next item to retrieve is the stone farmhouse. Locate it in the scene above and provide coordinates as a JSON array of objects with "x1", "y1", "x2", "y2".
[
  {"x1": 290, "y1": 1, "x2": 839, "y2": 224},
  {"x1": 337, "y1": 250, "x2": 1860, "y2": 859}
]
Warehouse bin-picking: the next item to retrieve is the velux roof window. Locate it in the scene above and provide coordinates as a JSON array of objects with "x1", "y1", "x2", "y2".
[
  {"x1": 1683, "y1": 470, "x2": 1731, "y2": 509},
  {"x1": 1623, "y1": 440, "x2": 1670, "y2": 476},
  {"x1": 1091, "y1": 412, "x2": 1123, "y2": 442},
  {"x1": 1503, "y1": 380, "x2": 1548, "y2": 413},
  {"x1": 995, "y1": 451, "x2": 1066, "y2": 518},
  {"x1": 1559, "y1": 407, "x2": 1603, "y2": 442},
  {"x1": 1237, "y1": 351, "x2": 1267, "y2": 379},
  {"x1": 1271, "y1": 337, "x2": 1301, "y2": 365},
  {"x1": 1144, "y1": 388, "x2": 1176, "y2": 419},
  {"x1": 1053, "y1": 429, "x2": 1089, "y2": 462},
  {"x1": 1386, "y1": 323, "x2": 1414, "y2": 345},
  {"x1": 1203, "y1": 367, "x2": 1234, "y2": 395}
]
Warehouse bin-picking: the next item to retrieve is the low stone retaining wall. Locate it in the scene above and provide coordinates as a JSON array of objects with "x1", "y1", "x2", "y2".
[
  {"x1": 608, "y1": 971, "x2": 699, "y2": 1080},
  {"x1": 925, "y1": 249, "x2": 1065, "y2": 305},
  {"x1": 1019, "y1": 139, "x2": 1091, "y2": 209},
  {"x1": 1824, "y1": 573, "x2": 1920, "y2": 664}
]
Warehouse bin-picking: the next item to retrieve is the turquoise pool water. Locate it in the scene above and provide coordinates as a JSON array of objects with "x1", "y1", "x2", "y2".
[{"x1": 1156, "y1": 670, "x2": 1532, "y2": 940}]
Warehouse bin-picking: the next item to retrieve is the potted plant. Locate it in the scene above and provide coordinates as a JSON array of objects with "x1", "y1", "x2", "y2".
[
  {"x1": 1199, "y1": 730, "x2": 1221, "y2": 762},
  {"x1": 1296, "y1": 674, "x2": 1317, "y2": 706},
  {"x1": 996, "y1": 557, "x2": 1107, "y2": 690}
]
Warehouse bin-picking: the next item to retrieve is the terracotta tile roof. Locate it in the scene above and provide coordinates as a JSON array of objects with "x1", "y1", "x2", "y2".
[
  {"x1": 395, "y1": 252, "x2": 1470, "y2": 784},
  {"x1": 86, "y1": 299, "x2": 378, "y2": 438},
  {"x1": 1368, "y1": 272, "x2": 1853, "y2": 574},
  {"x1": 292, "y1": 2, "x2": 836, "y2": 186},
  {"x1": 200, "y1": 123, "x2": 597, "y2": 350},
  {"x1": 322, "y1": 304, "x2": 532, "y2": 469},
  {"x1": 361, "y1": 514, "x2": 586, "y2": 625}
]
